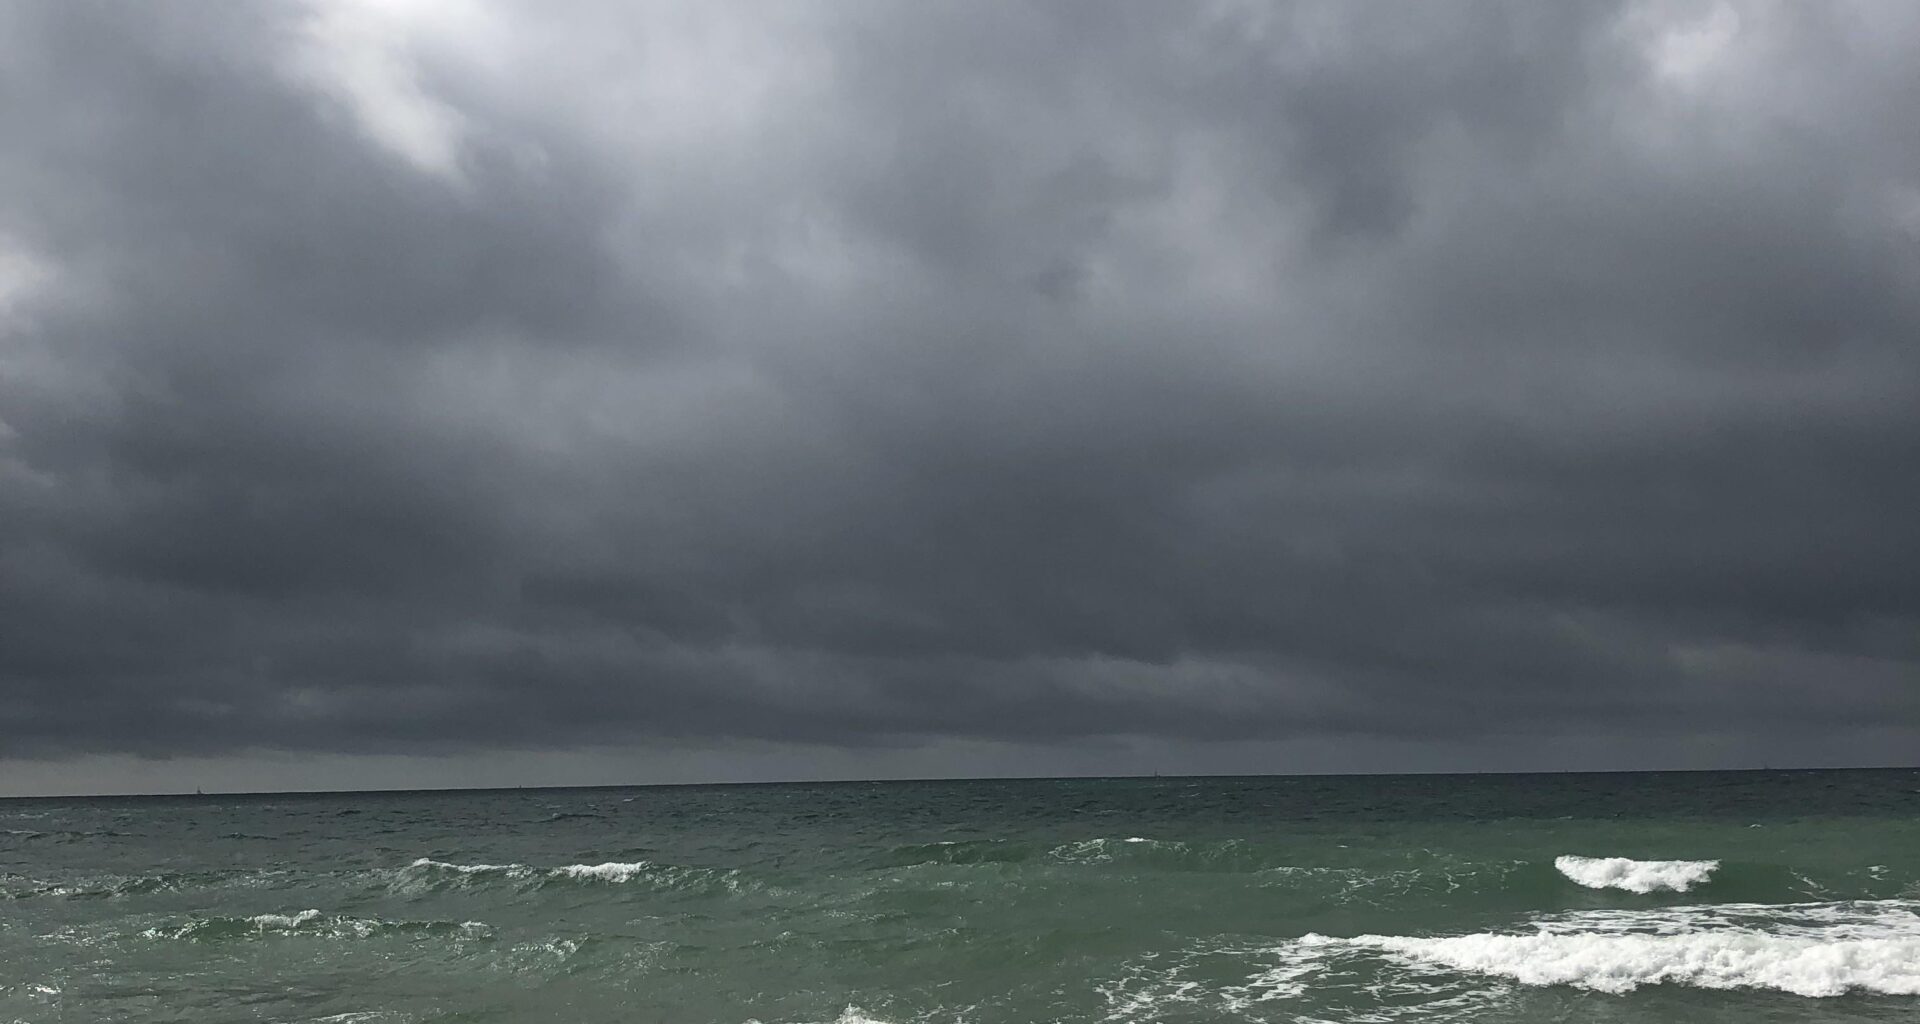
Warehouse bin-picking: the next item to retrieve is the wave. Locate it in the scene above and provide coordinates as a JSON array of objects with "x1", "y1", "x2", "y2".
[
  {"x1": 864, "y1": 840, "x2": 1887, "y2": 912},
  {"x1": 871, "y1": 836, "x2": 1331, "y2": 872},
  {"x1": 396, "y1": 858, "x2": 746, "y2": 895},
  {"x1": 0, "y1": 828, "x2": 136, "y2": 842},
  {"x1": 1555, "y1": 854, "x2": 1717, "y2": 893},
  {"x1": 1333, "y1": 930, "x2": 1920, "y2": 997},
  {"x1": 8, "y1": 848, "x2": 1885, "y2": 921},
  {"x1": 6, "y1": 857, "x2": 748, "y2": 904},
  {"x1": 1097, "y1": 935, "x2": 1491, "y2": 1023},
  {"x1": 748, "y1": 1007, "x2": 895, "y2": 1024},
  {"x1": 3, "y1": 871, "x2": 204, "y2": 900},
  {"x1": 870, "y1": 839, "x2": 1043, "y2": 867},
  {"x1": 141, "y1": 909, "x2": 493, "y2": 943},
  {"x1": 1102, "y1": 900, "x2": 1920, "y2": 1022},
  {"x1": 406, "y1": 858, "x2": 527, "y2": 877},
  {"x1": 555, "y1": 862, "x2": 657, "y2": 882},
  {"x1": 1302, "y1": 899, "x2": 1920, "y2": 998}
]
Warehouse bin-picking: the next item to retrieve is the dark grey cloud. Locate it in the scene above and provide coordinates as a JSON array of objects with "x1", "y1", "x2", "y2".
[{"x1": 2, "y1": 0, "x2": 1917, "y2": 783}]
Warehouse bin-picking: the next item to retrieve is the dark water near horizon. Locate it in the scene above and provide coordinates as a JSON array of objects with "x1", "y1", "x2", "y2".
[{"x1": 4, "y1": 769, "x2": 1919, "y2": 1022}]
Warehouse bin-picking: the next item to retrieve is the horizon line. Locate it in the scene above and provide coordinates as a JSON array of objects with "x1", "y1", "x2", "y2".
[{"x1": 3, "y1": 761, "x2": 1915, "y2": 802}]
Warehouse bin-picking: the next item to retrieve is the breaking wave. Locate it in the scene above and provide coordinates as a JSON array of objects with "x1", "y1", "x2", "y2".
[
  {"x1": 1555, "y1": 854, "x2": 1718, "y2": 893},
  {"x1": 861, "y1": 841, "x2": 1870, "y2": 909},
  {"x1": 142, "y1": 910, "x2": 493, "y2": 943},
  {"x1": 1301, "y1": 899, "x2": 1920, "y2": 998},
  {"x1": 396, "y1": 858, "x2": 747, "y2": 895},
  {"x1": 1102, "y1": 900, "x2": 1920, "y2": 1021}
]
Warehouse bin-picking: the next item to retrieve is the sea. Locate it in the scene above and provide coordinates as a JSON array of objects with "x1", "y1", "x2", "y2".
[{"x1": 3, "y1": 769, "x2": 1918, "y2": 1023}]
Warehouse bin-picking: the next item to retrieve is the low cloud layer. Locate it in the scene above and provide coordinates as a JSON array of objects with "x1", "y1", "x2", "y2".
[{"x1": 3, "y1": 1, "x2": 1917, "y2": 786}]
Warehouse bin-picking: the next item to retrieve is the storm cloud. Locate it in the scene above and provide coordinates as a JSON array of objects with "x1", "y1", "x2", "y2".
[{"x1": 2, "y1": 0, "x2": 1917, "y2": 789}]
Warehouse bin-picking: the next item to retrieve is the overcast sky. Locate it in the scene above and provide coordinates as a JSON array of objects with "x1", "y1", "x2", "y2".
[{"x1": 2, "y1": 0, "x2": 1917, "y2": 795}]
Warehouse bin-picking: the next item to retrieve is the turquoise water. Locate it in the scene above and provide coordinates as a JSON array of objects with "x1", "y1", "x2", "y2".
[{"x1": 4, "y1": 769, "x2": 1919, "y2": 1022}]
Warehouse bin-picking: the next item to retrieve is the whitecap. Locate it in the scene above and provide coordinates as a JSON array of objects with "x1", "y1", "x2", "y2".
[
  {"x1": 406, "y1": 858, "x2": 523, "y2": 875},
  {"x1": 1324, "y1": 929, "x2": 1920, "y2": 997},
  {"x1": 554, "y1": 861, "x2": 651, "y2": 882},
  {"x1": 1298, "y1": 899, "x2": 1920, "y2": 998},
  {"x1": 1555, "y1": 854, "x2": 1717, "y2": 893},
  {"x1": 401, "y1": 856, "x2": 738, "y2": 892},
  {"x1": 143, "y1": 910, "x2": 494, "y2": 942},
  {"x1": 250, "y1": 909, "x2": 323, "y2": 930},
  {"x1": 408, "y1": 857, "x2": 646, "y2": 882}
]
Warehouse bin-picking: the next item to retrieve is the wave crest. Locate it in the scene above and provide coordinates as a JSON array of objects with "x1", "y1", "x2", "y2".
[
  {"x1": 1324, "y1": 931, "x2": 1920, "y2": 997},
  {"x1": 397, "y1": 857, "x2": 743, "y2": 894},
  {"x1": 1303, "y1": 899, "x2": 1920, "y2": 998},
  {"x1": 1555, "y1": 855, "x2": 1718, "y2": 893},
  {"x1": 142, "y1": 910, "x2": 493, "y2": 943}
]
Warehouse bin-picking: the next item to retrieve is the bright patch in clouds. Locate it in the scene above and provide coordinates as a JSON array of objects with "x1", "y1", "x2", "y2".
[
  {"x1": 286, "y1": 0, "x2": 502, "y2": 181},
  {"x1": 1646, "y1": 1, "x2": 1742, "y2": 88}
]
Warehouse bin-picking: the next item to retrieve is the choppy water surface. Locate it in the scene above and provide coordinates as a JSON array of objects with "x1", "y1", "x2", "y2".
[{"x1": 4, "y1": 769, "x2": 1919, "y2": 1022}]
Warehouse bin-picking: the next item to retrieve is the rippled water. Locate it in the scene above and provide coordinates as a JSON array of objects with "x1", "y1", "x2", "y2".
[{"x1": 4, "y1": 769, "x2": 1919, "y2": 1022}]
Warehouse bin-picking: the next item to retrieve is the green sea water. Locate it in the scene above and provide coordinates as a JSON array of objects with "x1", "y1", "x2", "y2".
[{"x1": 3, "y1": 769, "x2": 1919, "y2": 1023}]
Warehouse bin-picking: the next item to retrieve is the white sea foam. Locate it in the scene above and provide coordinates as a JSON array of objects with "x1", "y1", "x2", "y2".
[
  {"x1": 1097, "y1": 935, "x2": 1495, "y2": 1024},
  {"x1": 1555, "y1": 854, "x2": 1718, "y2": 893},
  {"x1": 143, "y1": 910, "x2": 494, "y2": 942},
  {"x1": 1051, "y1": 838, "x2": 1121, "y2": 862},
  {"x1": 1051, "y1": 837, "x2": 1182, "y2": 862},
  {"x1": 250, "y1": 909, "x2": 324, "y2": 929},
  {"x1": 1323, "y1": 930, "x2": 1920, "y2": 996},
  {"x1": 744, "y1": 1006, "x2": 893, "y2": 1024},
  {"x1": 408, "y1": 858, "x2": 634, "y2": 882},
  {"x1": 1299, "y1": 900, "x2": 1920, "y2": 998},
  {"x1": 402, "y1": 857, "x2": 737, "y2": 892},
  {"x1": 409, "y1": 857, "x2": 644, "y2": 881},
  {"x1": 407, "y1": 858, "x2": 526, "y2": 876},
  {"x1": 555, "y1": 861, "x2": 650, "y2": 882}
]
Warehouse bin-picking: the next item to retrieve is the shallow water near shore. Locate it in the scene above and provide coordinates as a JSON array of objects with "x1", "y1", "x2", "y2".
[{"x1": 4, "y1": 769, "x2": 1919, "y2": 1022}]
